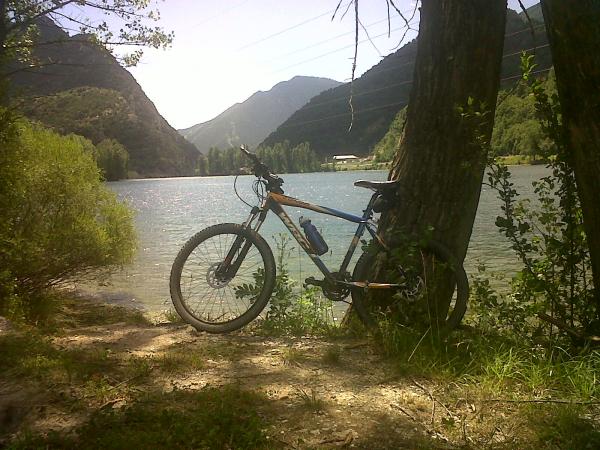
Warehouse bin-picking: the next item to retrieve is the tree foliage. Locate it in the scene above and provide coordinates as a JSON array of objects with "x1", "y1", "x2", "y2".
[
  {"x1": 201, "y1": 142, "x2": 322, "y2": 176},
  {"x1": 0, "y1": 0, "x2": 173, "y2": 69},
  {"x1": 17, "y1": 86, "x2": 194, "y2": 178},
  {"x1": 0, "y1": 112, "x2": 136, "y2": 318},
  {"x1": 94, "y1": 138, "x2": 129, "y2": 181},
  {"x1": 473, "y1": 55, "x2": 596, "y2": 346},
  {"x1": 372, "y1": 74, "x2": 557, "y2": 163}
]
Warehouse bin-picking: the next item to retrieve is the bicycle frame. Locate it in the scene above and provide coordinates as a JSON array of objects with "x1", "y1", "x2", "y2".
[{"x1": 237, "y1": 189, "x2": 393, "y2": 288}]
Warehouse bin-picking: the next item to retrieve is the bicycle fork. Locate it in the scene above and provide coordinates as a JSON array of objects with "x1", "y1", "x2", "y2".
[{"x1": 215, "y1": 207, "x2": 265, "y2": 280}]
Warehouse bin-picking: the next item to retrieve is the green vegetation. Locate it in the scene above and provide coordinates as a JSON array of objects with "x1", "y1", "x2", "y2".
[
  {"x1": 237, "y1": 235, "x2": 338, "y2": 336},
  {"x1": 94, "y1": 138, "x2": 129, "y2": 181},
  {"x1": 11, "y1": 385, "x2": 270, "y2": 450},
  {"x1": 15, "y1": 87, "x2": 197, "y2": 178},
  {"x1": 372, "y1": 107, "x2": 406, "y2": 163},
  {"x1": 478, "y1": 56, "x2": 596, "y2": 347},
  {"x1": 200, "y1": 141, "x2": 323, "y2": 176},
  {"x1": 0, "y1": 112, "x2": 136, "y2": 321},
  {"x1": 1, "y1": 297, "x2": 272, "y2": 449},
  {"x1": 371, "y1": 74, "x2": 557, "y2": 164}
]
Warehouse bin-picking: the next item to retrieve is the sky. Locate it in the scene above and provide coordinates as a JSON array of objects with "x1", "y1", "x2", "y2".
[{"x1": 113, "y1": 0, "x2": 540, "y2": 130}]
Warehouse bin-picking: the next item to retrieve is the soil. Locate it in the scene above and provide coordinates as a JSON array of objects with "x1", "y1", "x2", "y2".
[{"x1": 1, "y1": 298, "x2": 595, "y2": 449}]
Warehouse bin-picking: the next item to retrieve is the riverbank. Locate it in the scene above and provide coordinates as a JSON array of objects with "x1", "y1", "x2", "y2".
[
  {"x1": 2, "y1": 294, "x2": 599, "y2": 449},
  {"x1": 320, "y1": 155, "x2": 545, "y2": 173}
]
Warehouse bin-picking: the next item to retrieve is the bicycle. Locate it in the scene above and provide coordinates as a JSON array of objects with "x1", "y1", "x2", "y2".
[{"x1": 169, "y1": 146, "x2": 468, "y2": 333}]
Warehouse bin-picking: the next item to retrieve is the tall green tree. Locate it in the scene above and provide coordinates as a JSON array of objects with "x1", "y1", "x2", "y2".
[
  {"x1": 375, "y1": 0, "x2": 507, "y2": 327},
  {"x1": 540, "y1": 0, "x2": 600, "y2": 311}
]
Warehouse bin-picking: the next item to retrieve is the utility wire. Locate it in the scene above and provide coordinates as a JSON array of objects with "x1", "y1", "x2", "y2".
[
  {"x1": 275, "y1": 67, "x2": 552, "y2": 131},
  {"x1": 270, "y1": 23, "x2": 415, "y2": 74},
  {"x1": 266, "y1": 21, "x2": 546, "y2": 78},
  {"x1": 275, "y1": 42, "x2": 551, "y2": 115},
  {"x1": 265, "y1": 14, "x2": 405, "y2": 64},
  {"x1": 237, "y1": 1, "x2": 352, "y2": 51}
]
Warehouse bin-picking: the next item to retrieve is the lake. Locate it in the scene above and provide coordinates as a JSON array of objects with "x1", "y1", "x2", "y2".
[{"x1": 80, "y1": 165, "x2": 549, "y2": 311}]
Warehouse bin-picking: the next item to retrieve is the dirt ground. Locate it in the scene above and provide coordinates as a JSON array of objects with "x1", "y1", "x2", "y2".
[{"x1": 1, "y1": 298, "x2": 596, "y2": 449}]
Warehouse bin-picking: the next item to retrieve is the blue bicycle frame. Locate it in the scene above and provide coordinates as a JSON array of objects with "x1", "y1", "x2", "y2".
[{"x1": 240, "y1": 189, "x2": 385, "y2": 285}]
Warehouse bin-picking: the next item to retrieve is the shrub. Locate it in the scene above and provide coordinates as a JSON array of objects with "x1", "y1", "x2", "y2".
[
  {"x1": 474, "y1": 55, "x2": 596, "y2": 346},
  {"x1": 0, "y1": 113, "x2": 136, "y2": 319},
  {"x1": 235, "y1": 235, "x2": 337, "y2": 336}
]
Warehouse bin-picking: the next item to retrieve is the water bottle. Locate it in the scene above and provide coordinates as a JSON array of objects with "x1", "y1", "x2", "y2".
[{"x1": 299, "y1": 216, "x2": 329, "y2": 255}]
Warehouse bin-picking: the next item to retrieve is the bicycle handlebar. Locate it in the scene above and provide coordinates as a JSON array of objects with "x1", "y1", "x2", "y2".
[{"x1": 239, "y1": 145, "x2": 284, "y2": 194}]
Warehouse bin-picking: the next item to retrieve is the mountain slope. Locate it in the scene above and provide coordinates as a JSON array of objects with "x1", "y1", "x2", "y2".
[
  {"x1": 8, "y1": 18, "x2": 199, "y2": 178},
  {"x1": 262, "y1": 9, "x2": 552, "y2": 158},
  {"x1": 179, "y1": 76, "x2": 341, "y2": 153}
]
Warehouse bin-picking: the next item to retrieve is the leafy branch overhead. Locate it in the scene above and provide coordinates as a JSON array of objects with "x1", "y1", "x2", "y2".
[{"x1": 0, "y1": 0, "x2": 174, "y2": 67}]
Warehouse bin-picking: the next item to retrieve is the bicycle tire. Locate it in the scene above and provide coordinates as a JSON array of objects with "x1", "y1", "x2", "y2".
[
  {"x1": 169, "y1": 223, "x2": 276, "y2": 333},
  {"x1": 351, "y1": 240, "x2": 468, "y2": 331}
]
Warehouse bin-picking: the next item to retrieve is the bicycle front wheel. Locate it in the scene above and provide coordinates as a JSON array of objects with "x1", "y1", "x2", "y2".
[{"x1": 169, "y1": 223, "x2": 276, "y2": 333}]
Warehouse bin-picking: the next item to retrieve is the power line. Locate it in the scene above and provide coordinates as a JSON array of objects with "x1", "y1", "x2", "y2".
[
  {"x1": 192, "y1": 0, "x2": 250, "y2": 28},
  {"x1": 237, "y1": 1, "x2": 353, "y2": 51},
  {"x1": 265, "y1": 14, "x2": 405, "y2": 64},
  {"x1": 275, "y1": 39, "x2": 550, "y2": 114},
  {"x1": 266, "y1": 21, "x2": 546, "y2": 79},
  {"x1": 270, "y1": 23, "x2": 417, "y2": 74},
  {"x1": 275, "y1": 67, "x2": 552, "y2": 131}
]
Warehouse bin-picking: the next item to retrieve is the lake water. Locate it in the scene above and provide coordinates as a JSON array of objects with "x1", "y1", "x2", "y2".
[{"x1": 80, "y1": 166, "x2": 549, "y2": 311}]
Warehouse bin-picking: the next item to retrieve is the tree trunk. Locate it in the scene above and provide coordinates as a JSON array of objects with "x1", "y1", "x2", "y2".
[
  {"x1": 540, "y1": 0, "x2": 600, "y2": 311},
  {"x1": 376, "y1": 0, "x2": 507, "y2": 325}
]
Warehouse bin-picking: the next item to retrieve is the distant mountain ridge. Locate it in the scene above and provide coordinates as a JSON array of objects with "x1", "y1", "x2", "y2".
[
  {"x1": 8, "y1": 17, "x2": 199, "y2": 178},
  {"x1": 179, "y1": 76, "x2": 341, "y2": 153},
  {"x1": 262, "y1": 8, "x2": 552, "y2": 158}
]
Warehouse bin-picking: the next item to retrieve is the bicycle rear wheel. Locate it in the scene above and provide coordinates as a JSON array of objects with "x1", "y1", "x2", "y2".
[
  {"x1": 351, "y1": 240, "x2": 468, "y2": 331},
  {"x1": 169, "y1": 223, "x2": 275, "y2": 333}
]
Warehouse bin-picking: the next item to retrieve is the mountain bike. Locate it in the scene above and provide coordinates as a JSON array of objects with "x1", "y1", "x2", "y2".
[{"x1": 169, "y1": 146, "x2": 468, "y2": 333}]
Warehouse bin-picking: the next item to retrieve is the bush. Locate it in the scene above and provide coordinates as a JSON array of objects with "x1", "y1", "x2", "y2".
[
  {"x1": 0, "y1": 113, "x2": 136, "y2": 319},
  {"x1": 235, "y1": 235, "x2": 337, "y2": 336}
]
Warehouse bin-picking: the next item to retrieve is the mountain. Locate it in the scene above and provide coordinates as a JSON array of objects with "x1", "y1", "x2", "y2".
[
  {"x1": 262, "y1": 9, "x2": 552, "y2": 158},
  {"x1": 8, "y1": 17, "x2": 199, "y2": 178},
  {"x1": 179, "y1": 76, "x2": 342, "y2": 153},
  {"x1": 520, "y1": 3, "x2": 544, "y2": 22}
]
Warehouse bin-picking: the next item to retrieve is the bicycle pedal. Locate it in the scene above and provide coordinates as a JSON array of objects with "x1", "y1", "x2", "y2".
[{"x1": 304, "y1": 277, "x2": 325, "y2": 287}]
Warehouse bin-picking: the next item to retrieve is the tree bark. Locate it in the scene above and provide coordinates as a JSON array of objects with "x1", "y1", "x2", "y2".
[
  {"x1": 376, "y1": 0, "x2": 507, "y2": 324},
  {"x1": 540, "y1": 0, "x2": 600, "y2": 311}
]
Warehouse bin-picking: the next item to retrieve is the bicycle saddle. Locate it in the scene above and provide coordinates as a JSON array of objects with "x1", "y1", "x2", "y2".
[{"x1": 353, "y1": 179, "x2": 401, "y2": 192}]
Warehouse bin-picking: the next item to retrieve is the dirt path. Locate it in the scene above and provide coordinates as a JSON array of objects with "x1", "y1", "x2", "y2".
[
  {"x1": 3, "y1": 298, "x2": 595, "y2": 448},
  {"x1": 54, "y1": 322, "x2": 446, "y2": 448}
]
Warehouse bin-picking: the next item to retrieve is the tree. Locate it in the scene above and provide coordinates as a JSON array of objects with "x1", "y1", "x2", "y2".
[
  {"x1": 0, "y1": 115, "x2": 136, "y2": 318},
  {"x1": 0, "y1": 0, "x2": 172, "y2": 75},
  {"x1": 374, "y1": 0, "x2": 507, "y2": 327},
  {"x1": 540, "y1": 0, "x2": 600, "y2": 311},
  {"x1": 95, "y1": 138, "x2": 129, "y2": 181}
]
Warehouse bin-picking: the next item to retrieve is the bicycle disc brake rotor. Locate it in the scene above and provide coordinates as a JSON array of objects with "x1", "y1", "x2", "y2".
[
  {"x1": 401, "y1": 274, "x2": 424, "y2": 302},
  {"x1": 206, "y1": 262, "x2": 230, "y2": 288}
]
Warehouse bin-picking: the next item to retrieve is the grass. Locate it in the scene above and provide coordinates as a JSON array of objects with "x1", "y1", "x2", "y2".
[
  {"x1": 296, "y1": 387, "x2": 326, "y2": 413},
  {"x1": 156, "y1": 349, "x2": 204, "y2": 374},
  {"x1": 376, "y1": 322, "x2": 600, "y2": 402},
  {"x1": 3, "y1": 292, "x2": 600, "y2": 448},
  {"x1": 1, "y1": 295, "x2": 273, "y2": 448},
  {"x1": 9, "y1": 386, "x2": 272, "y2": 449},
  {"x1": 281, "y1": 346, "x2": 307, "y2": 366},
  {"x1": 321, "y1": 344, "x2": 342, "y2": 365},
  {"x1": 161, "y1": 307, "x2": 184, "y2": 324}
]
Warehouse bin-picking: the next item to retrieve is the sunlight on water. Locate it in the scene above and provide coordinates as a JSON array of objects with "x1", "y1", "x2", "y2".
[{"x1": 79, "y1": 166, "x2": 549, "y2": 311}]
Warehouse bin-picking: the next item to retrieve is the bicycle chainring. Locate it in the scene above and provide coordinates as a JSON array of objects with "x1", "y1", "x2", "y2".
[{"x1": 322, "y1": 271, "x2": 351, "y2": 302}]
